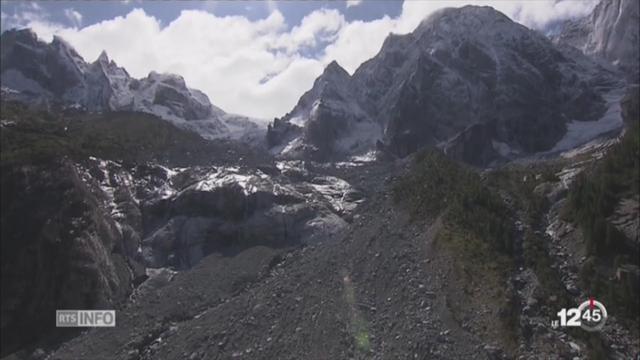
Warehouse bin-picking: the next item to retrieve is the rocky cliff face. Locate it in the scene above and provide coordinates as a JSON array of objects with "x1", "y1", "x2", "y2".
[
  {"x1": 269, "y1": 5, "x2": 621, "y2": 166},
  {"x1": 0, "y1": 159, "x2": 146, "y2": 355},
  {"x1": 77, "y1": 159, "x2": 362, "y2": 270},
  {"x1": 0, "y1": 102, "x2": 364, "y2": 355},
  {"x1": 0, "y1": 29, "x2": 215, "y2": 119},
  {"x1": 267, "y1": 61, "x2": 381, "y2": 161},
  {"x1": 553, "y1": 0, "x2": 639, "y2": 81}
]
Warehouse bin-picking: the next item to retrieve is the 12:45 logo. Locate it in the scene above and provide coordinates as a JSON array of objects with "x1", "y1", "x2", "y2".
[{"x1": 552, "y1": 298, "x2": 608, "y2": 332}]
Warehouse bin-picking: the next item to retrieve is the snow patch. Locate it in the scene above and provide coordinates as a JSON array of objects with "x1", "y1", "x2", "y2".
[{"x1": 548, "y1": 86, "x2": 625, "y2": 153}]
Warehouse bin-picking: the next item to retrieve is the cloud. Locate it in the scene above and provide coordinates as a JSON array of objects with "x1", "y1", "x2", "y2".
[
  {"x1": 8, "y1": 1, "x2": 597, "y2": 119},
  {"x1": 1, "y1": 1, "x2": 50, "y2": 31},
  {"x1": 322, "y1": 16, "x2": 394, "y2": 73},
  {"x1": 321, "y1": 0, "x2": 598, "y2": 73},
  {"x1": 345, "y1": 0, "x2": 363, "y2": 9},
  {"x1": 275, "y1": 9, "x2": 345, "y2": 53},
  {"x1": 30, "y1": 8, "x2": 333, "y2": 119},
  {"x1": 396, "y1": 0, "x2": 598, "y2": 32},
  {"x1": 64, "y1": 8, "x2": 83, "y2": 27}
]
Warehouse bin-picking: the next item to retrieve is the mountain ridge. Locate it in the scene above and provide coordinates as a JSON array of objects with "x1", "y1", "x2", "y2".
[
  {"x1": 268, "y1": 5, "x2": 624, "y2": 165},
  {"x1": 0, "y1": 28, "x2": 264, "y2": 142}
]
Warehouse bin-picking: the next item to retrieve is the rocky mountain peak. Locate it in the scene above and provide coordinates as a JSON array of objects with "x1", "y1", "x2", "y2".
[
  {"x1": 51, "y1": 35, "x2": 72, "y2": 49},
  {"x1": 3, "y1": 28, "x2": 39, "y2": 45},
  {"x1": 89, "y1": 49, "x2": 130, "y2": 82},
  {"x1": 322, "y1": 60, "x2": 349, "y2": 78},
  {"x1": 96, "y1": 50, "x2": 110, "y2": 64},
  {"x1": 0, "y1": 29, "x2": 266, "y2": 141},
  {"x1": 417, "y1": 5, "x2": 510, "y2": 30},
  {"x1": 314, "y1": 60, "x2": 351, "y2": 99},
  {"x1": 414, "y1": 4, "x2": 536, "y2": 48}
]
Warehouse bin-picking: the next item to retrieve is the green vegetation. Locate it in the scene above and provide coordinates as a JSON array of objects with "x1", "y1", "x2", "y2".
[
  {"x1": 565, "y1": 87, "x2": 639, "y2": 322},
  {"x1": 0, "y1": 101, "x2": 260, "y2": 168},
  {"x1": 488, "y1": 163, "x2": 570, "y2": 306},
  {"x1": 394, "y1": 150, "x2": 513, "y2": 254},
  {"x1": 566, "y1": 121, "x2": 639, "y2": 257},
  {"x1": 394, "y1": 150, "x2": 519, "y2": 350}
]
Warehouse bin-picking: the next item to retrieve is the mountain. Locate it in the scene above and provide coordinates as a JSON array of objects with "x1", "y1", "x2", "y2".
[
  {"x1": 268, "y1": 5, "x2": 622, "y2": 165},
  {"x1": 267, "y1": 61, "x2": 381, "y2": 161},
  {"x1": 35, "y1": 86, "x2": 640, "y2": 360},
  {"x1": 553, "y1": 0, "x2": 639, "y2": 81},
  {"x1": 2, "y1": 3, "x2": 639, "y2": 359},
  {"x1": 0, "y1": 102, "x2": 361, "y2": 355},
  {"x1": 0, "y1": 29, "x2": 264, "y2": 141}
]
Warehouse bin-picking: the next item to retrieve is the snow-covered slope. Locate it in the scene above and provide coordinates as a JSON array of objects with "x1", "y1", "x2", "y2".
[
  {"x1": 269, "y1": 5, "x2": 621, "y2": 165},
  {"x1": 0, "y1": 28, "x2": 264, "y2": 141}
]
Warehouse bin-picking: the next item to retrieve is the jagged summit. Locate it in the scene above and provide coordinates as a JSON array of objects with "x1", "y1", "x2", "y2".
[
  {"x1": 312, "y1": 60, "x2": 351, "y2": 99},
  {"x1": 3, "y1": 28, "x2": 38, "y2": 42},
  {"x1": 96, "y1": 50, "x2": 110, "y2": 63},
  {"x1": 51, "y1": 34, "x2": 74, "y2": 48},
  {"x1": 267, "y1": 58, "x2": 379, "y2": 160},
  {"x1": 323, "y1": 60, "x2": 349, "y2": 77},
  {"x1": 0, "y1": 29, "x2": 264, "y2": 141}
]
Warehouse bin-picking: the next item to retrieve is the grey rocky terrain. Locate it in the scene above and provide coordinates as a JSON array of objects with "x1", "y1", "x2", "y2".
[{"x1": 1, "y1": 2, "x2": 639, "y2": 360}]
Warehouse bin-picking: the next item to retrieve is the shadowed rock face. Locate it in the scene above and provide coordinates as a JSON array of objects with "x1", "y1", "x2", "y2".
[
  {"x1": 52, "y1": 158, "x2": 363, "y2": 271},
  {"x1": 0, "y1": 30, "x2": 86, "y2": 101},
  {"x1": 0, "y1": 152, "x2": 364, "y2": 355},
  {"x1": 137, "y1": 164, "x2": 361, "y2": 269},
  {"x1": 152, "y1": 82, "x2": 212, "y2": 120},
  {"x1": 0, "y1": 159, "x2": 145, "y2": 356},
  {"x1": 267, "y1": 61, "x2": 380, "y2": 161},
  {"x1": 269, "y1": 6, "x2": 618, "y2": 166}
]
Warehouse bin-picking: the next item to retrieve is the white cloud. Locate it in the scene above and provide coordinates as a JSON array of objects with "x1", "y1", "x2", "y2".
[
  {"x1": 396, "y1": 0, "x2": 598, "y2": 32},
  {"x1": 64, "y1": 8, "x2": 83, "y2": 27},
  {"x1": 322, "y1": 16, "x2": 394, "y2": 74},
  {"x1": 346, "y1": 0, "x2": 363, "y2": 9},
  {"x1": 275, "y1": 9, "x2": 345, "y2": 53},
  {"x1": 28, "y1": 2, "x2": 42, "y2": 11},
  {"x1": 9, "y1": 1, "x2": 597, "y2": 119},
  {"x1": 322, "y1": 0, "x2": 598, "y2": 73},
  {"x1": 32, "y1": 8, "x2": 331, "y2": 118},
  {"x1": 1, "y1": 2, "x2": 51, "y2": 31}
]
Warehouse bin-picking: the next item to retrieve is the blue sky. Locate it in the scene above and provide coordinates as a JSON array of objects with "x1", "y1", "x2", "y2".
[
  {"x1": 1, "y1": 1, "x2": 402, "y2": 34},
  {"x1": 0, "y1": 0, "x2": 598, "y2": 119}
]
